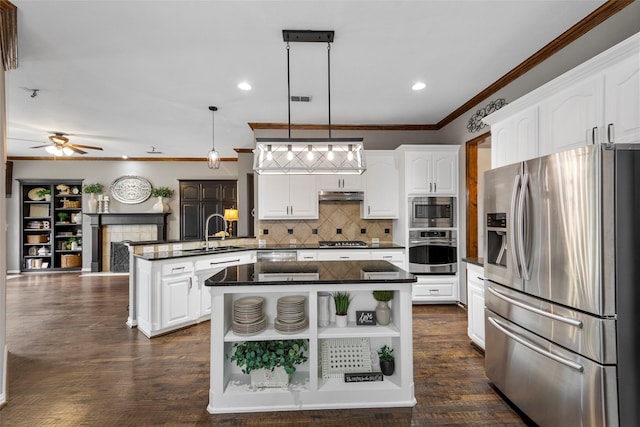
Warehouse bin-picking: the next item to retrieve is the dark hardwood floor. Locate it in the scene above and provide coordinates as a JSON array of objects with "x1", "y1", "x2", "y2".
[{"x1": 0, "y1": 273, "x2": 528, "y2": 426}]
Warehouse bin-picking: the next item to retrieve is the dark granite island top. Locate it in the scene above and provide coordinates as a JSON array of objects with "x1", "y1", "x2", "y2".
[{"x1": 205, "y1": 260, "x2": 416, "y2": 287}]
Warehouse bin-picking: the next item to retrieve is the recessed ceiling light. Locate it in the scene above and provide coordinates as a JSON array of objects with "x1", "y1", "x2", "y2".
[
  {"x1": 121, "y1": 155, "x2": 128, "y2": 159},
  {"x1": 237, "y1": 81, "x2": 252, "y2": 91},
  {"x1": 412, "y1": 82, "x2": 426, "y2": 91}
]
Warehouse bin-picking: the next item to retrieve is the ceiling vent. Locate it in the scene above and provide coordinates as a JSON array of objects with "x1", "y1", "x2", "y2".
[{"x1": 291, "y1": 96, "x2": 311, "y2": 102}]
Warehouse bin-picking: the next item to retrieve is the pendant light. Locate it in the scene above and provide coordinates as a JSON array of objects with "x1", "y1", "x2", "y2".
[
  {"x1": 207, "y1": 106, "x2": 220, "y2": 169},
  {"x1": 253, "y1": 30, "x2": 365, "y2": 175}
]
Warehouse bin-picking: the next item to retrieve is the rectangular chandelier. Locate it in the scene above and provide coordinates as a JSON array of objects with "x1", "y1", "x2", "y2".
[{"x1": 253, "y1": 138, "x2": 366, "y2": 175}]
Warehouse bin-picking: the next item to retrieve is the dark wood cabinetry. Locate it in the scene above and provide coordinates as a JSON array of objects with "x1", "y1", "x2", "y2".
[
  {"x1": 20, "y1": 179, "x2": 84, "y2": 272},
  {"x1": 179, "y1": 180, "x2": 237, "y2": 240}
]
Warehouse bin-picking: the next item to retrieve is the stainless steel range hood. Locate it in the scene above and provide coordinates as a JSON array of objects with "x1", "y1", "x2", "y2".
[{"x1": 318, "y1": 190, "x2": 364, "y2": 202}]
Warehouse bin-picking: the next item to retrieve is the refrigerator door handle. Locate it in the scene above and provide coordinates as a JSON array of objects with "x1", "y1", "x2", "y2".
[
  {"x1": 488, "y1": 317, "x2": 584, "y2": 372},
  {"x1": 510, "y1": 174, "x2": 522, "y2": 278},
  {"x1": 517, "y1": 173, "x2": 531, "y2": 281},
  {"x1": 487, "y1": 286, "x2": 583, "y2": 328}
]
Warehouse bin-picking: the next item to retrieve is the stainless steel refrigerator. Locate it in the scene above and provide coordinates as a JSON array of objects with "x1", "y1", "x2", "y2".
[{"x1": 483, "y1": 144, "x2": 640, "y2": 427}]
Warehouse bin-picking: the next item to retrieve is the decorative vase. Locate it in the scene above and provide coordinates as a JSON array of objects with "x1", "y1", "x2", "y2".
[
  {"x1": 44, "y1": 194, "x2": 51, "y2": 202},
  {"x1": 72, "y1": 212, "x2": 82, "y2": 224},
  {"x1": 153, "y1": 196, "x2": 169, "y2": 213},
  {"x1": 380, "y1": 359, "x2": 395, "y2": 376},
  {"x1": 375, "y1": 301, "x2": 392, "y2": 326},
  {"x1": 250, "y1": 366, "x2": 291, "y2": 388},
  {"x1": 335, "y1": 314, "x2": 348, "y2": 328},
  {"x1": 318, "y1": 293, "x2": 331, "y2": 327},
  {"x1": 87, "y1": 193, "x2": 97, "y2": 213}
]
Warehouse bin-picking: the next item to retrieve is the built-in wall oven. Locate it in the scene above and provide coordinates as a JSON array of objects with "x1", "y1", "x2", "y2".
[
  {"x1": 409, "y1": 196, "x2": 455, "y2": 228},
  {"x1": 408, "y1": 230, "x2": 457, "y2": 274}
]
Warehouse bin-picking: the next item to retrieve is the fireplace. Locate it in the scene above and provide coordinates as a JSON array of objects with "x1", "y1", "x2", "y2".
[{"x1": 85, "y1": 213, "x2": 169, "y2": 272}]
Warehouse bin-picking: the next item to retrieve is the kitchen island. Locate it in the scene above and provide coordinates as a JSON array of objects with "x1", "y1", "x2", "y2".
[{"x1": 205, "y1": 260, "x2": 417, "y2": 414}]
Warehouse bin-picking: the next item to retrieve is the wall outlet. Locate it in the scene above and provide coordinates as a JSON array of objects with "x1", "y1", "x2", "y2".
[
  {"x1": 372, "y1": 238, "x2": 380, "y2": 244},
  {"x1": 142, "y1": 246, "x2": 154, "y2": 254},
  {"x1": 258, "y1": 239, "x2": 266, "y2": 248},
  {"x1": 157, "y1": 245, "x2": 169, "y2": 252},
  {"x1": 289, "y1": 238, "x2": 297, "y2": 245},
  {"x1": 172, "y1": 243, "x2": 183, "y2": 251}
]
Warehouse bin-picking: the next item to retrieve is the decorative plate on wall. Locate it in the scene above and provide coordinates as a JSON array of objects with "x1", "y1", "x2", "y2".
[{"x1": 109, "y1": 175, "x2": 152, "y2": 204}]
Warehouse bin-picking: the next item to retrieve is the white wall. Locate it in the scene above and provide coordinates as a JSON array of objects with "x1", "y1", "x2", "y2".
[
  {"x1": 1, "y1": 65, "x2": 7, "y2": 407},
  {"x1": 8, "y1": 159, "x2": 239, "y2": 272}
]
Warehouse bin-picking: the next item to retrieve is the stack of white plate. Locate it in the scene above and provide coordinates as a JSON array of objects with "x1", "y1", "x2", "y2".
[
  {"x1": 275, "y1": 295, "x2": 308, "y2": 334},
  {"x1": 232, "y1": 296, "x2": 266, "y2": 335}
]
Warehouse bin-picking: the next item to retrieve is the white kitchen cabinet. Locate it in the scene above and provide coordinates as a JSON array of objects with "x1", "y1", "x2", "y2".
[
  {"x1": 317, "y1": 249, "x2": 371, "y2": 261},
  {"x1": 297, "y1": 250, "x2": 318, "y2": 261},
  {"x1": 412, "y1": 275, "x2": 459, "y2": 303},
  {"x1": 370, "y1": 250, "x2": 405, "y2": 269},
  {"x1": 491, "y1": 106, "x2": 539, "y2": 167},
  {"x1": 258, "y1": 174, "x2": 318, "y2": 219},
  {"x1": 404, "y1": 147, "x2": 458, "y2": 195},
  {"x1": 207, "y1": 282, "x2": 415, "y2": 413},
  {"x1": 466, "y1": 263, "x2": 485, "y2": 350},
  {"x1": 318, "y1": 174, "x2": 363, "y2": 191},
  {"x1": 604, "y1": 55, "x2": 640, "y2": 144},
  {"x1": 161, "y1": 271, "x2": 198, "y2": 329},
  {"x1": 539, "y1": 76, "x2": 603, "y2": 155},
  {"x1": 362, "y1": 151, "x2": 399, "y2": 219}
]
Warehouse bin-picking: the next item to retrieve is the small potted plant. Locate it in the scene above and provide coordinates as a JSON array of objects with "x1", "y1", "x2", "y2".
[
  {"x1": 57, "y1": 212, "x2": 69, "y2": 223},
  {"x1": 82, "y1": 183, "x2": 104, "y2": 213},
  {"x1": 35, "y1": 188, "x2": 51, "y2": 202},
  {"x1": 332, "y1": 291, "x2": 352, "y2": 327},
  {"x1": 378, "y1": 345, "x2": 395, "y2": 376},
  {"x1": 151, "y1": 186, "x2": 174, "y2": 213},
  {"x1": 229, "y1": 339, "x2": 308, "y2": 388},
  {"x1": 372, "y1": 290, "x2": 394, "y2": 326}
]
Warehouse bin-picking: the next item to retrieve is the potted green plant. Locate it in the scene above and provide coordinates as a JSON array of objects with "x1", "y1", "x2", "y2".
[
  {"x1": 372, "y1": 290, "x2": 394, "y2": 326},
  {"x1": 35, "y1": 188, "x2": 51, "y2": 201},
  {"x1": 82, "y1": 183, "x2": 103, "y2": 213},
  {"x1": 332, "y1": 291, "x2": 352, "y2": 327},
  {"x1": 57, "y1": 212, "x2": 69, "y2": 223},
  {"x1": 229, "y1": 339, "x2": 308, "y2": 387},
  {"x1": 378, "y1": 345, "x2": 395, "y2": 376},
  {"x1": 151, "y1": 186, "x2": 174, "y2": 213}
]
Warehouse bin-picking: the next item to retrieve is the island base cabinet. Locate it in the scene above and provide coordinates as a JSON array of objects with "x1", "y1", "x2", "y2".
[{"x1": 207, "y1": 284, "x2": 416, "y2": 413}]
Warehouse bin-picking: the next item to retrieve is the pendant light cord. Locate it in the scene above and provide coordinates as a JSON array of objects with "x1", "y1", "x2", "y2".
[
  {"x1": 327, "y1": 42, "x2": 332, "y2": 139},
  {"x1": 287, "y1": 41, "x2": 291, "y2": 140},
  {"x1": 209, "y1": 106, "x2": 217, "y2": 150}
]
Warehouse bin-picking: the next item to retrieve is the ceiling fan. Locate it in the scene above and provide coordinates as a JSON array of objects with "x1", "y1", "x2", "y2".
[{"x1": 30, "y1": 133, "x2": 105, "y2": 156}]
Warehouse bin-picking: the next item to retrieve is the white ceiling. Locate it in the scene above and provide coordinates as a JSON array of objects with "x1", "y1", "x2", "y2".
[{"x1": 6, "y1": 0, "x2": 607, "y2": 159}]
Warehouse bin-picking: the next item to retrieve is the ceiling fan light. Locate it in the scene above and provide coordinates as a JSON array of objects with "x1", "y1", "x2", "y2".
[
  {"x1": 49, "y1": 134, "x2": 68, "y2": 145},
  {"x1": 62, "y1": 147, "x2": 74, "y2": 156},
  {"x1": 45, "y1": 145, "x2": 59, "y2": 155}
]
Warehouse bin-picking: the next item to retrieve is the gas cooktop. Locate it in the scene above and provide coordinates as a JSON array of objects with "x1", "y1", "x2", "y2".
[{"x1": 318, "y1": 240, "x2": 368, "y2": 247}]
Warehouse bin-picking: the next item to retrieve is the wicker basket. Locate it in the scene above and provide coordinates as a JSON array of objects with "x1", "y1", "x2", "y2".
[
  {"x1": 61, "y1": 254, "x2": 82, "y2": 268},
  {"x1": 27, "y1": 234, "x2": 49, "y2": 244},
  {"x1": 62, "y1": 200, "x2": 81, "y2": 208},
  {"x1": 321, "y1": 338, "x2": 372, "y2": 379}
]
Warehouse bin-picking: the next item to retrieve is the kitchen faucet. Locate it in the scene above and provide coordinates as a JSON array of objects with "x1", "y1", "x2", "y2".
[{"x1": 204, "y1": 213, "x2": 228, "y2": 248}]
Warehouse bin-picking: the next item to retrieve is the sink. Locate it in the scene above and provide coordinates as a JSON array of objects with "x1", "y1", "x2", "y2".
[{"x1": 181, "y1": 245, "x2": 241, "y2": 254}]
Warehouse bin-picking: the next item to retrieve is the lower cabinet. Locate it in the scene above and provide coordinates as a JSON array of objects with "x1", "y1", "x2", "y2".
[
  {"x1": 466, "y1": 263, "x2": 485, "y2": 349},
  {"x1": 135, "y1": 251, "x2": 256, "y2": 338},
  {"x1": 207, "y1": 282, "x2": 415, "y2": 413},
  {"x1": 411, "y1": 275, "x2": 459, "y2": 303}
]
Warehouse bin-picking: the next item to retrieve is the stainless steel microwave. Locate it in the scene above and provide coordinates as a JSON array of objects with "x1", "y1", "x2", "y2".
[{"x1": 409, "y1": 196, "x2": 455, "y2": 228}]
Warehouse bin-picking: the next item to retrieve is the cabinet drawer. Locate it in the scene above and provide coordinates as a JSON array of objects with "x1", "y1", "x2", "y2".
[
  {"x1": 161, "y1": 261, "x2": 194, "y2": 276},
  {"x1": 297, "y1": 251, "x2": 318, "y2": 261},
  {"x1": 413, "y1": 283, "x2": 454, "y2": 298},
  {"x1": 371, "y1": 251, "x2": 404, "y2": 262}
]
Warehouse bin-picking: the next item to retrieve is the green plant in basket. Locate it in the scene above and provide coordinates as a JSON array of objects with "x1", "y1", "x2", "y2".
[
  {"x1": 372, "y1": 290, "x2": 394, "y2": 302},
  {"x1": 35, "y1": 188, "x2": 51, "y2": 198},
  {"x1": 151, "y1": 186, "x2": 174, "y2": 198},
  {"x1": 332, "y1": 291, "x2": 352, "y2": 315},
  {"x1": 229, "y1": 339, "x2": 308, "y2": 375},
  {"x1": 57, "y1": 212, "x2": 69, "y2": 222},
  {"x1": 82, "y1": 183, "x2": 104, "y2": 194}
]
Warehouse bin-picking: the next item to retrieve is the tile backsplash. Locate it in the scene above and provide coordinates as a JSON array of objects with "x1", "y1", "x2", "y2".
[{"x1": 258, "y1": 202, "x2": 392, "y2": 245}]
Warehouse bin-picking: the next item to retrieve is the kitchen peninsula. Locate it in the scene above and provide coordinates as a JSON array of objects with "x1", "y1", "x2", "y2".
[{"x1": 205, "y1": 260, "x2": 416, "y2": 413}]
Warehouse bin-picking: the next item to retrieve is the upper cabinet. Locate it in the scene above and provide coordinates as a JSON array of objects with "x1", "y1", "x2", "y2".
[
  {"x1": 317, "y1": 175, "x2": 363, "y2": 192},
  {"x1": 361, "y1": 151, "x2": 399, "y2": 219},
  {"x1": 258, "y1": 174, "x2": 318, "y2": 220},
  {"x1": 485, "y1": 32, "x2": 640, "y2": 169},
  {"x1": 403, "y1": 146, "x2": 459, "y2": 196}
]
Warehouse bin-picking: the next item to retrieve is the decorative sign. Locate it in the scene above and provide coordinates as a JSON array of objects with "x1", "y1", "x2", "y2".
[
  {"x1": 344, "y1": 372, "x2": 384, "y2": 383},
  {"x1": 110, "y1": 175, "x2": 152, "y2": 204},
  {"x1": 467, "y1": 98, "x2": 507, "y2": 133},
  {"x1": 356, "y1": 311, "x2": 376, "y2": 325}
]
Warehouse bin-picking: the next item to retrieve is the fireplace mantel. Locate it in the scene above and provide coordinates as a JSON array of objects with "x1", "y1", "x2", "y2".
[{"x1": 85, "y1": 213, "x2": 170, "y2": 272}]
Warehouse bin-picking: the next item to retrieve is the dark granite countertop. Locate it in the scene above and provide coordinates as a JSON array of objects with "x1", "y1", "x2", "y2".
[
  {"x1": 133, "y1": 242, "x2": 405, "y2": 261},
  {"x1": 205, "y1": 260, "x2": 416, "y2": 287}
]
